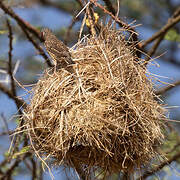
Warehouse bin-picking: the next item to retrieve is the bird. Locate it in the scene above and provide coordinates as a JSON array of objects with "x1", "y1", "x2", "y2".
[{"x1": 41, "y1": 28, "x2": 75, "y2": 73}]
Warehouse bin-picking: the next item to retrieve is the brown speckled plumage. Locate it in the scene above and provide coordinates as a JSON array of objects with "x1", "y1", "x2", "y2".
[{"x1": 42, "y1": 28, "x2": 75, "y2": 73}]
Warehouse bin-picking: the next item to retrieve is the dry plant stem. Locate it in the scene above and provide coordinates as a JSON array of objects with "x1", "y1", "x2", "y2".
[
  {"x1": 137, "y1": 151, "x2": 180, "y2": 180},
  {"x1": 141, "y1": 7, "x2": 180, "y2": 48},
  {"x1": 0, "y1": 1, "x2": 41, "y2": 40},
  {"x1": 155, "y1": 80, "x2": 180, "y2": 95}
]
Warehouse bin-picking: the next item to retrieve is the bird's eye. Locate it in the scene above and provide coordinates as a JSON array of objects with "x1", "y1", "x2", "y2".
[{"x1": 41, "y1": 31, "x2": 45, "y2": 41}]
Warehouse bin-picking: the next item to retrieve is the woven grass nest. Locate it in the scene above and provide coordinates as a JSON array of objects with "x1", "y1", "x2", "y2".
[{"x1": 24, "y1": 25, "x2": 166, "y2": 178}]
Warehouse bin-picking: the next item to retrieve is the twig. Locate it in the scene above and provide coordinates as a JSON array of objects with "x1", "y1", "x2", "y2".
[
  {"x1": 0, "y1": 1, "x2": 52, "y2": 67},
  {"x1": 1, "y1": 159, "x2": 21, "y2": 180},
  {"x1": 0, "y1": 1, "x2": 41, "y2": 40},
  {"x1": 137, "y1": 151, "x2": 180, "y2": 179},
  {"x1": 1, "y1": 153, "x2": 31, "y2": 180},
  {"x1": 1, "y1": 113, "x2": 10, "y2": 137},
  {"x1": 39, "y1": 162, "x2": 43, "y2": 180},
  {"x1": 155, "y1": 80, "x2": 180, "y2": 95},
  {"x1": 64, "y1": 4, "x2": 82, "y2": 45},
  {"x1": 143, "y1": 6, "x2": 180, "y2": 65},
  {"x1": 166, "y1": 142, "x2": 180, "y2": 154},
  {"x1": 102, "y1": 0, "x2": 116, "y2": 15},
  {"x1": 31, "y1": 158, "x2": 37, "y2": 180},
  {"x1": 90, "y1": 0, "x2": 141, "y2": 58},
  {"x1": 21, "y1": 27, "x2": 52, "y2": 67},
  {"x1": 75, "y1": 0, "x2": 84, "y2": 7},
  {"x1": 90, "y1": 0, "x2": 134, "y2": 31},
  {"x1": 0, "y1": 83, "x2": 27, "y2": 108},
  {"x1": 6, "y1": 19, "x2": 16, "y2": 97},
  {"x1": 64, "y1": 17, "x2": 77, "y2": 45},
  {"x1": 144, "y1": 35, "x2": 165, "y2": 63},
  {"x1": 141, "y1": 7, "x2": 180, "y2": 48},
  {"x1": 0, "y1": 130, "x2": 13, "y2": 136}
]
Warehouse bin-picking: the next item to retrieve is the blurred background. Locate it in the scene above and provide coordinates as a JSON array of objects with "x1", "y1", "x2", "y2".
[{"x1": 0, "y1": 0, "x2": 180, "y2": 179}]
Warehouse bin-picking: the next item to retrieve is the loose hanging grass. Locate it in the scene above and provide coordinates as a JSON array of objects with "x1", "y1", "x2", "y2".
[{"x1": 23, "y1": 24, "x2": 166, "y2": 178}]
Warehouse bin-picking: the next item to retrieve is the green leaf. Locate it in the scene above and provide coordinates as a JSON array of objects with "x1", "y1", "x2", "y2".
[
  {"x1": 4, "y1": 151, "x2": 10, "y2": 158},
  {"x1": 165, "y1": 29, "x2": 180, "y2": 42},
  {"x1": 12, "y1": 146, "x2": 30, "y2": 159},
  {"x1": 0, "y1": 30, "x2": 8, "y2": 34}
]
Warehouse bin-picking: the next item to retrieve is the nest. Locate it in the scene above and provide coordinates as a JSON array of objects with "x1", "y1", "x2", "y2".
[{"x1": 23, "y1": 25, "x2": 165, "y2": 178}]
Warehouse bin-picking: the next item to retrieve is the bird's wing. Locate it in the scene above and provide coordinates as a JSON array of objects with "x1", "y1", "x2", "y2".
[{"x1": 45, "y1": 45, "x2": 70, "y2": 58}]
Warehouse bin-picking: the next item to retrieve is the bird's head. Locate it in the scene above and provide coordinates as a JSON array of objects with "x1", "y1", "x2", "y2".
[{"x1": 41, "y1": 28, "x2": 52, "y2": 41}]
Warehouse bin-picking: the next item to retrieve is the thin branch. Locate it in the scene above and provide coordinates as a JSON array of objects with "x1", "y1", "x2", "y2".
[
  {"x1": 166, "y1": 142, "x2": 180, "y2": 154},
  {"x1": 21, "y1": 27, "x2": 52, "y2": 67},
  {"x1": 102, "y1": 0, "x2": 116, "y2": 15},
  {"x1": 75, "y1": 0, "x2": 83, "y2": 7},
  {"x1": 0, "y1": 113, "x2": 10, "y2": 138},
  {"x1": 39, "y1": 162, "x2": 43, "y2": 180},
  {"x1": 0, "y1": 130, "x2": 13, "y2": 136},
  {"x1": 144, "y1": 34, "x2": 165, "y2": 63},
  {"x1": 1, "y1": 159, "x2": 20, "y2": 180},
  {"x1": 90, "y1": 0, "x2": 141, "y2": 58},
  {"x1": 0, "y1": 1, "x2": 41, "y2": 40},
  {"x1": 1, "y1": 153, "x2": 31, "y2": 180},
  {"x1": 0, "y1": 0, "x2": 52, "y2": 67},
  {"x1": 90, "y1": 0, "x2": 134, "y2": 32},
  {"x1": 64, "y1": 17, "x2": 78, "y2": 45},
  {"x1": 0, "y1": 83, "x2": 27, "y2": 108},
  {"x1": 137, "y1": 151, "x2": 180, "y2": 179},
  {"x1": 31, "y1": 158, "x2": 37, "y2": 180},
  {"x1": 6, "y1": 19, "x2": 16, "y2": 97},
  {"x1": 141, "y1": 7, "x2": 180, "y2": 48},
  {"x1": 155, "y1": 80, "x2": 180, "y2": 95}
]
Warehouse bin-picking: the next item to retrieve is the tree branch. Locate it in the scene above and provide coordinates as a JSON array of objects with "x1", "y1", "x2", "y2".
[
  {"x1": 6, "y1": 19, "x2": 16, "y2": 97},
  {"x1": 90, "y1": 0, "x2": 141, "y2": 58},
  {"x1": 155, "y1": 80, "x2": 180, "y2": 95},
  {"x1": 20, "y1": 27, "x2": 52, "y2": 67},
  {"x1": 137, "y1": 151, "x2": 180, "y2": 179},
  {"x1": 141, "y1": 7, "x2": 180, "y2": 48},
  {"x1": 0, "y1": 83, "x2": 27, "y2": 108},
  {"x1": 102, "y1": 0, "x2": 116, "y2": 16},
  {"x1": 0, "y1": 1, "x2": 52, "y2": 67},
  {"x1": 0, "y1": 1, "x2": 41, "y2": 40}
]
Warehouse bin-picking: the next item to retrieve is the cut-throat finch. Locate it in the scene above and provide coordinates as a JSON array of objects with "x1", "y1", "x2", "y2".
[{"x1": 41, "y1": 28, "x2": 75, "y2": 73}]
